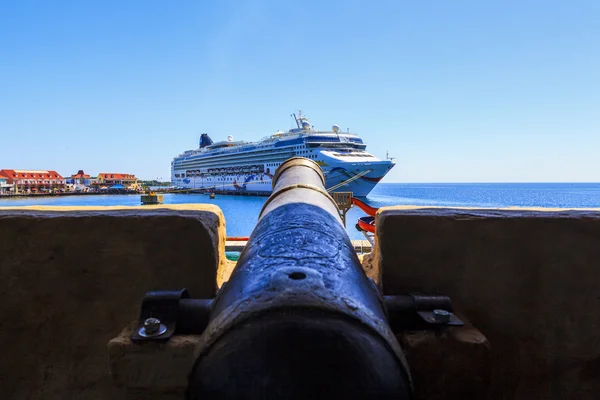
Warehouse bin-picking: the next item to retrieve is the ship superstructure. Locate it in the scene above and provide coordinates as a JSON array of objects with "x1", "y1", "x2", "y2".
[{"x1": 171, "y1": 112, "x2": 394, "y2": 197}]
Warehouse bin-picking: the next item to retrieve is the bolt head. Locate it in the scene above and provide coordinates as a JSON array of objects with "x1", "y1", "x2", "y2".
[
  {"x1": 432, "y1": 309, "x2": 451, "y2": 323},
  {"x1": 144, "y1": 317, "x2": 161, "y2": 334}
]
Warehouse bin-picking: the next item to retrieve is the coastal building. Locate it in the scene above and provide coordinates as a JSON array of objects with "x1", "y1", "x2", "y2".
[
  {"x1": 70, "y1": 170, "x2": 91, "y2": 185},
  {"x1": 0, "y1": 177, "x2": 11, "y2": 194},
  {"x1": 96, "y1": 173, "x2": 139, "y2": 189},
  {"x1": 66, "y1": 170, "x2": 92, "y2": 192},
  {"x1": 0, "y1": 169, "x2": 65, "y2": 193}
]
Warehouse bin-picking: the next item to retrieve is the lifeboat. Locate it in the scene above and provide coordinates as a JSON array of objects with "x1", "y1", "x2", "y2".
[
  {"x1": 352, "y1": 197, "x2": 378, "y2": 234},
  {"x1": 357, "y1": 216, "x2": 375, "y2": 233}
]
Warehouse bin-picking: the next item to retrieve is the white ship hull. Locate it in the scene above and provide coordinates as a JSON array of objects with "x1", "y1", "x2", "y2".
[
  {"x1": 172, "y1": 160, "x2": 391, "y2": 197},
  {"x1": 171, "y1": 113, "x2": 395, "y2": 197}
]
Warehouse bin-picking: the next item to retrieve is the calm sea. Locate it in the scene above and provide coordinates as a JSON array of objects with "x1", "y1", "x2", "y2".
[{"x1": 1, "y1": 183, "x2": 598, "y2": 240}]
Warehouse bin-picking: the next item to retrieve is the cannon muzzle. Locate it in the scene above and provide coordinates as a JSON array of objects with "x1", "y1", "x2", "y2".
[{"x1": 187, "y1": 157, "x2": 412, "y2": 398}]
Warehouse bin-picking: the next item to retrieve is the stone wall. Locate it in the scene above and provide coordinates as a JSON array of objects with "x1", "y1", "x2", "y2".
[
  {"x1": 2, "y1": 205, "x2": 600, "y2": 399},
  {"x1": 374, "y1": 207, "x2": 600, "y2": 400},
  {"x1": 0, "y1": 205, "x2": 225, "y2": 400}
]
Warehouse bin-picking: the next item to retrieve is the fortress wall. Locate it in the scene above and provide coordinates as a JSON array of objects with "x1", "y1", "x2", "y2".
[
  {"x1": 2, "y1": 204, "x2": 600, "y2": 399},
  {"x1": 374, "y1": 207, "x2": 600, "y2": 400},
  {"x1": 0, "y1": 205, "x2": 225, "y2": 399}
]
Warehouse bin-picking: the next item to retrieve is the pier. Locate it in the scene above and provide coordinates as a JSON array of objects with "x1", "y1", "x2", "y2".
[
  {"x1": 0, "y1": 191, "x2": 140, "y2": 199},
  {"x1": 170, "y1": 188, "x2": 270, "y2": 196}
]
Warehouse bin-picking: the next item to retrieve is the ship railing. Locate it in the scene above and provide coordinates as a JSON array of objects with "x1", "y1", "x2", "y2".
[
  {"x1": 311, "y1": 130, "x2": 359, "y2": 136},
  {"x1": 175, "y1": 132, "x2": 360, "y2": 160}
]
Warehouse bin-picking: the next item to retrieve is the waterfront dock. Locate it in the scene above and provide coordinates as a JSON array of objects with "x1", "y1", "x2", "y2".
[
  {"x1": 140, "y1": 188, "x2": 270, "y2": 196},
  {"x1": 0, "y1": 191, "x2": 140, "y2": 199},
  {"x1": 171, "y1": 188, "x2": 270, "y2": 197},
  {"x1": 140, "y1": 193, "x2": 164, "y2": 205}
]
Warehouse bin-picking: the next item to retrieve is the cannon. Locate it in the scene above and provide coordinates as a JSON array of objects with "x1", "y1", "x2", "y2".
[{"x1": 109, "y1": 157, "x2": 487, "y2": 399}]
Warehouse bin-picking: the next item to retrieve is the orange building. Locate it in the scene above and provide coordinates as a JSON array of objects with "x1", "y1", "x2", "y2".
[
  {"x1": 0, "y1": 169, "x2": 65, "y2": 193},
  {"x1": 96, "y1": 173, "x2": 138, "y2": 189}
]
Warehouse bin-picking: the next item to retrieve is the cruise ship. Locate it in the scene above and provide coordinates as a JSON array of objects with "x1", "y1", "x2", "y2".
[{"x1": 171, "y1": 112, "x2": 395, "y2": 197}]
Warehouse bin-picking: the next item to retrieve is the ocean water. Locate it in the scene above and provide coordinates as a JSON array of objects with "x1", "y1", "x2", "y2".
[{"x1": 1, "y1": 183, "x2": 598, "y2": 240}]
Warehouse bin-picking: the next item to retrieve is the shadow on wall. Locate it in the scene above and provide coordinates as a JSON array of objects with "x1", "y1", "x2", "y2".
[
  {"x1": 374, "y1": 207, "x2": 600, "y2": 400},
  {"x1": 0, "y1": 205, "x2": 225, "y2": 399}
]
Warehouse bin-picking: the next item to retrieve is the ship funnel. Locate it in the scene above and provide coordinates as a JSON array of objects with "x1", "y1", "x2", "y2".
[{"x1": 200, "y1": 133, "x2": 213, "y2": 148}]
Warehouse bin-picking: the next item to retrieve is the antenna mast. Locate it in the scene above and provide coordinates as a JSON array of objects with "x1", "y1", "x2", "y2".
[
  {"x1": 291, "y1": 111, "x2": 302, "y2": 129},
  {"x1": 386, "y1": 151, "x2": 396, "y2": 163}
]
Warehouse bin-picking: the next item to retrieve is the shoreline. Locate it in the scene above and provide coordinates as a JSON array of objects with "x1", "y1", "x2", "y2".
[
  {"x1": 0, "y1": 188, "x2": 262, "y2": 200},
  {"x1": 0, "y1": 191, "x2": 141, "y2": 199}
]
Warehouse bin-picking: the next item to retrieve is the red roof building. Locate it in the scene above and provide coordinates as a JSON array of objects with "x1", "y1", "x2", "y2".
[
  {"x1": 71, "y1": 170, "x2": 91, "y2": 180},
  {"x1": 0, "y1": 169, "x2": 65, "y2": 192},
  {"x1": 70, "y1": 170, "x2": 92, "y2": 186}
]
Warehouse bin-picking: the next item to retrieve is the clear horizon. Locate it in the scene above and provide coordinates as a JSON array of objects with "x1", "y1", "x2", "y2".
[{"x1": 1, "y1": 1, "x2": 599, "y2": 183}]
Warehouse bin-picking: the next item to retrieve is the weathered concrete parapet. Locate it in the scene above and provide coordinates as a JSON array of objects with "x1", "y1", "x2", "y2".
[
  {"x1": 108, "y1": 324, "x2": 201, "y2": 399},
  {"x1": 397, "y1": 314, "x2": 491, "y2": 400},
  {"x1": 374, "y1": 206, "x2": 600, "y2": 399},
  {"x1": 5, "y1": 202, "x2": 600, "y2": 399},
  {"x1": 0, "y1": 205, "x2": 225, "y2": 400}
]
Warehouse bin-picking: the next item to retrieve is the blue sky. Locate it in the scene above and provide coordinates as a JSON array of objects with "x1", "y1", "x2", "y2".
[{"x1": 0, "y1": 0, "x2": 598, "y2": 182}]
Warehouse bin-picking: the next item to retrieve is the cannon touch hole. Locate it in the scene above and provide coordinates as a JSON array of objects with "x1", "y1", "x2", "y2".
[{"x1": 288, "y1": 271, "x2": 307, "y2": 280}]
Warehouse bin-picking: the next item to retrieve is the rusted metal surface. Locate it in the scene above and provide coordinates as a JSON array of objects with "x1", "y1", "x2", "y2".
[
  {"x1": 131, "y1": 289, "x2": 190, "y2": 342},
  {"x1": 271, "y1": 156, "x2": 326, "y2": 187},
  {"x1": 187, "y1": 157, "x2": 412, "y2": 398},
  {"x1": 259, "y1": 157, "x2": 338, "y2": 220},
  {"x1": 226, "y1": 239, "x2": 372, "y2": 252},
  {"x1": 384, "y1": 294, "x2": 463, "y2": 332}
]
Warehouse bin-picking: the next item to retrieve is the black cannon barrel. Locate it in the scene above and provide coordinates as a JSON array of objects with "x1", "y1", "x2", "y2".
[{"x1": 187, "y1": 157, "x2": 411, "y2": 399}]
